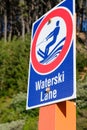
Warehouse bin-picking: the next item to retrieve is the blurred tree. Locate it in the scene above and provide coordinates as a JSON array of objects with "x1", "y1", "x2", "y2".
[{"x1": 0, "y1": 0, "x2": 87, "y2": 41}]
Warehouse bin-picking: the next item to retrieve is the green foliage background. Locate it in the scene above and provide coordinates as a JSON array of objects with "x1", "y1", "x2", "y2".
[
  {"x1": 0, "y1": 36, "x2": 39, "y2": 130},
  {"x1": 0, "y1": 36, "x2": 30, "y2": 96}
]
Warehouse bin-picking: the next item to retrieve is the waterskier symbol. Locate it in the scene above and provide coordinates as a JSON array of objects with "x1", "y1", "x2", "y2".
[
  {"x1": 31, "y1": 7, "x2": 73, "y2": 74},
  {"x1": 37, "y1": 20, "x2": 66, "y2": 64}
]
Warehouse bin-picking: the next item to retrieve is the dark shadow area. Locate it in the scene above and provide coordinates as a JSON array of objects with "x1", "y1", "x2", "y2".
[{"x1": 57, "y1": 101, "x2": 66, "y2": 117}]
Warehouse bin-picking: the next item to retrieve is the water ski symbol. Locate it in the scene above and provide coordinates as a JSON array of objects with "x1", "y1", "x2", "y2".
[{"x1": 37, "y1": 20, "x2": 66, "y2": 64}]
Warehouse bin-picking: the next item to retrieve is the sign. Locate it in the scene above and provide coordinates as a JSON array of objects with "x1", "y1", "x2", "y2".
[{"x1": 26, "y1": 0, "x2": 76, "y2": 109}]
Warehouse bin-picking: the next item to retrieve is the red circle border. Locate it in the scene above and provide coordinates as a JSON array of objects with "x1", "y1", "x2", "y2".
[{"x1": 31, "y1": 7, "x2": 73, "y2": 74}]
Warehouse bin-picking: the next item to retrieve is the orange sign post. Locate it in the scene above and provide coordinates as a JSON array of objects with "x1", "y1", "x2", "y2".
[{"x1": 38, "y1": 101, "x2": 76, "y2": 130}]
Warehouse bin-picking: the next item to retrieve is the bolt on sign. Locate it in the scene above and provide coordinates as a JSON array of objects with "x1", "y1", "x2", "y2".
[{"x1": 26, "y1": 0, "x2": 76, "y2": 109}]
